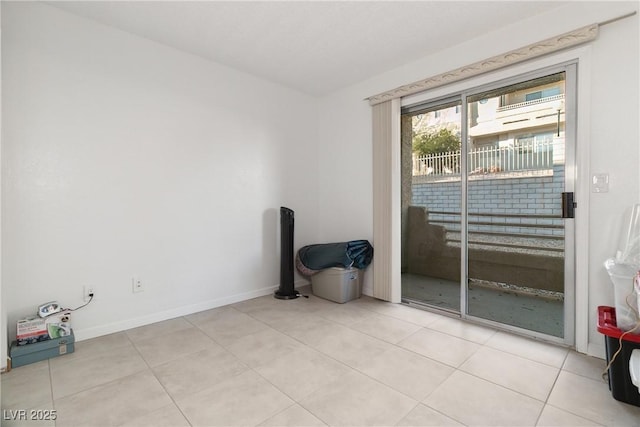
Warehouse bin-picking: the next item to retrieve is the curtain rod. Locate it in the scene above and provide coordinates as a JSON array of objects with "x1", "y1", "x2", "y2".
[
  {"x1": 599, "y1": 11, "x2": 636, "y2": 27},
  {"x1": 367, "y1": 10, "x2": 636, "y2": 106}
]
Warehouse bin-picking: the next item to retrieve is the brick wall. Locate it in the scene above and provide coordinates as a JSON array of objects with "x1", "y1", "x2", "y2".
[{"x1": 411, "y1": 166, "x2": 565, "y2": 236}]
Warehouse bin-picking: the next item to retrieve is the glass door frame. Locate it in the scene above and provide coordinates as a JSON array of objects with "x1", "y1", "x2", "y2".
[
  {"x1": 400, "y1": 95, "x2": 464, "y2": 314},
  {"x1": 401, "y1": 61, "x2": 577, "y2": 346}
]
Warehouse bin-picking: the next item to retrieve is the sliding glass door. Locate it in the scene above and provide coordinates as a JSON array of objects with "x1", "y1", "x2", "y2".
[
  {"x1": 401, "y1": 66, "x2": 575, "y2": 341},
  {"x1": 401, "y1": 99, "x2": 462, "y2": 312}
]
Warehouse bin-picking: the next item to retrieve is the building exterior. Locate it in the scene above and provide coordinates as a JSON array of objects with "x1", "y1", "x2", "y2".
[{"x1": 412, "y1": 76, "x2": 566, "y2": 176}]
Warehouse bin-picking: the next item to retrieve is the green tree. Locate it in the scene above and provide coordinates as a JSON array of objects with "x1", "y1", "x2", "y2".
[{"x1": 413, "y1": 128, "x2": 461, "y2": 156}]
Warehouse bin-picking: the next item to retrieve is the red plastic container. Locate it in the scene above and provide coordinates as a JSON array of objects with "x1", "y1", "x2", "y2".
[
  {"x1": 597, "y1": 305, "x2": 640, "y2": 342},
  {"x1": 596, "y1": 306, "x2": 640, "y2": 407}
]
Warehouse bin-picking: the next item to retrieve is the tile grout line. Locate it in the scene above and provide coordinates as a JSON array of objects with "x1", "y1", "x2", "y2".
[
  {"x1": 456, "y1": 371, "x2": 547, "y2": 408},
  {"x1": 125, "y1": 321, "x2": 195, "y2": 427},
  {"x1": 429, "y1": 331, "x2": 568, "y2": 415},
  {"x1": 533, "y1": 349, "x2": 572, "y2": 426},
  {"x1": 65, "y1": 308, "x2": 409, "y2": 427},
  {"x1": 542, "y1": 364, "x2": 623, "y2": 426},
  {"x1": 149, "y1": 312, "x2": 306, "y2": 425},
  {"x1": 394, "y1": 303, "x2": 577, "y2": 372},
  {"x1": 251, "y1": 301, "x2": 474, "y2": 427},
  {"x1": 47, "y1": 334, "x2": 147, "y2": 403},
  {"x1": 353, "y1": 299, "x2": 553, "y2": 425},
  {"x1": 47, "y1": 358, "x2": 57, "y2": 424},
  {"x1": 32, "y1": 294, "x2": 634, "y2": 426},
  {"x1": 232, "y1": 298, "x2": 426, "y2": 425},
  {"x1": 183, "y1": 304, "x2": 335, "y2": 426}
]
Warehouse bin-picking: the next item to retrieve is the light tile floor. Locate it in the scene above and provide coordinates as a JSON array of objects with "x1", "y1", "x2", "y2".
[{"x1": 2, "y1": 288, "x2": 640, "y2": 426}]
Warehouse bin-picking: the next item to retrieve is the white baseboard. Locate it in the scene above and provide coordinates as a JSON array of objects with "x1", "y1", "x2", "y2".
[
  {"x1": 362, "y1": 283, "x2": 373, "y2": 297},
  {"x1": 73, "y1": 280, "x2": 307, "y2": 342},
  {"x1": 586, "y1": 342, "x2": 606, "y2": 360}
]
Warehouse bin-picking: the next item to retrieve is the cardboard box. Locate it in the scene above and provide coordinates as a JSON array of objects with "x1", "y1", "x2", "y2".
[
  {"x1": 16, "y1": 316, "x2": 48, "y2": 346},
  {"x1": 10, "y1": 330, "x2": 75, "y2": 368}
]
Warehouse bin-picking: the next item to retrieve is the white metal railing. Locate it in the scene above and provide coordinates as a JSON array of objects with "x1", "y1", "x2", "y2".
[
  {"x1": 413, "y1": 140, "x2": 554, "y2": 177},
  {"x1": 496, "y1": 94, "x2": 564, "y2": 112}
]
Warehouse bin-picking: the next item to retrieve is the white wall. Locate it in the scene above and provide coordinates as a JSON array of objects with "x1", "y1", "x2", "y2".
[
  {"x1": 587, "y1": 7, "x2": 640, "y2": 353},
  {"x1": 1, "y1": 1, "x2": 319, "y2": 362},
  {"x1": 317, "y1": 1, "x2": 639, "y2": 356}
]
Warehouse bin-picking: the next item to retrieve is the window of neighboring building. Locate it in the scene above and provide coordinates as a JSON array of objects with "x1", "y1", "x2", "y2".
[
  {"x1": 515, "y1": 132, "x2": 554, "y2": 152},
  {"x1": 525, "y1": 87, "x2": 561, "y2": 101}
]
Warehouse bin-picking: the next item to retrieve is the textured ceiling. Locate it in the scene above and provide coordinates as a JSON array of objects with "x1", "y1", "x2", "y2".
[{"x1": 47, "y1": 1, "x2": 568, "y2": 96}]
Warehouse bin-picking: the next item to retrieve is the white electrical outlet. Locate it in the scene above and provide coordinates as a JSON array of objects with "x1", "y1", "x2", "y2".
[
  {"x1": 84, "y1": 286, "x2": 94, "y2": 302},
  {"x1": 132, "y1": 277, "x2": 144, "y2": 293},
  {"x1": 592, "y1": 173, "x2": 609, "y2": 193}
]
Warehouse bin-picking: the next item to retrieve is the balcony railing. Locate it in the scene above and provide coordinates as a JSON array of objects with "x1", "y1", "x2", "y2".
[
  {"x1": 496, "y1": 93, "x2": 564, "y2": 112},
  {"x1": 413, "y1": 140, "x2": 554, "y2": 177}
]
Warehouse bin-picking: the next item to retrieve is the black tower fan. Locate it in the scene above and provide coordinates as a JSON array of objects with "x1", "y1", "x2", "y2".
[{"x1": 274, "y1": 207, "x2": 299, "y2": 299}]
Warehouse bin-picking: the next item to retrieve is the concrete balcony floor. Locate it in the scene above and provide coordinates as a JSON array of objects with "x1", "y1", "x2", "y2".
[{"x1": 401, "y1": 273, "x2": 564, "y2": 338}]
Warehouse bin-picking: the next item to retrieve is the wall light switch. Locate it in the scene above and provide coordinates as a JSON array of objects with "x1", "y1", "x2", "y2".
[{"x1": 592, "y1": 173, "x2": 609, "y2": 193}]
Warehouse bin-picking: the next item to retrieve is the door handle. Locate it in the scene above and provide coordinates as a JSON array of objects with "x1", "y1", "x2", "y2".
[{"x1": 561, "y1": 192, "x2": 575, "y2": 218}]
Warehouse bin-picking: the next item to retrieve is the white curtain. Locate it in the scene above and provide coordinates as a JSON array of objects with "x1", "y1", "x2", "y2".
[{"x1": 371, "y1": 99, "x2": 401, "y2": 302}]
